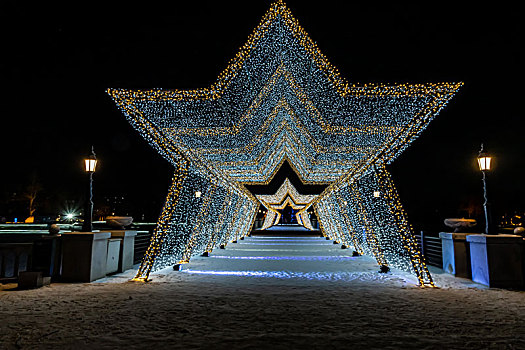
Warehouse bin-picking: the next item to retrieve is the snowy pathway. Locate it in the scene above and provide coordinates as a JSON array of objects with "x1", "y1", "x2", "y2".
[
  {"x1": 1, "y1": 235, "x2": 524, "y2": 349},
  {"x1": 145, "y1": 235, "x2": 485, "y2": 289},
  {"x1": 172, "y1": 235, "x2": 416, "y2": 284}
]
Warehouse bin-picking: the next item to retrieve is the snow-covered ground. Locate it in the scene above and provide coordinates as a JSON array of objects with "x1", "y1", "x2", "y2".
[{"x1": 1, "y1": 235, "x2": 524, "y2": 349}]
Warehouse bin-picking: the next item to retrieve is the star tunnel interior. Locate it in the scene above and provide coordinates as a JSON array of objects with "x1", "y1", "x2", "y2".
[{"x1": 246, "y1": 160, "x2": 327, "y2": 232}]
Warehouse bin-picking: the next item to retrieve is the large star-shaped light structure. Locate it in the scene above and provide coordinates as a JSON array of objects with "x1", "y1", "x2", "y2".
[
  {"x1": 108, "y1": 0, "x2": 461, "y2": 186},
  {"x1": 108, "y1": 0, "x2": 461, "y2": 286},
  {"x1": 256, "y1": 178, "x2": 318, "y2": 230}
]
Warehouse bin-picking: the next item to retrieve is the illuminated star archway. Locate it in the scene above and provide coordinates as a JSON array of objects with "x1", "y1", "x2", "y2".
[
  {"x1": 108, "y1": 0, "x2": 461, "y2": 286},
  {"x1": 256, "y1": 178, "x2": 318, "y2": 230}
]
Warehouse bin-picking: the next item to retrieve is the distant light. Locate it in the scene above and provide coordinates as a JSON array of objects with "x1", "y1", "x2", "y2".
[
  {"x1": 373, "y1": 191, "x2": 380, "y2": 198},
  {"x1": 195, "y1": 191, "x2": 202, "y2": 198},
  {"x1": 66, "y1": 213, "x2": 74, "y2": 220}
]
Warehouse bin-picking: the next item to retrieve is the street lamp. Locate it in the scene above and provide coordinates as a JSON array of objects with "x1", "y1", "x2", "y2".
[
  {"x1": 82, "y1": 147, "x2": 98, "y2": 232},
  {"x1": 477, "y1": 143, "x2": 493, "y2": 234}
]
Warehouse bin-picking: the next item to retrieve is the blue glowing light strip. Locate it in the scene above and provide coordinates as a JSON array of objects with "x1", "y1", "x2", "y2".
[
  {"x1": 223, "y1": 249, "x2": 320, "y2": 252},
  {"x1": 180, "y1": 269, "x2": 400, "y2": 282},
  {"x1": 235, "y1": 242, "x2": 335, "y2": 245},
  {"x1": 240, "y1": 239, "x2": 328, "y2": 242},
  {"x1": 208, "y1": 255, "x2": 357, "y2": 261},
  {"x1": 249, "y1": 236, "x2": 321, "y2": 239}
]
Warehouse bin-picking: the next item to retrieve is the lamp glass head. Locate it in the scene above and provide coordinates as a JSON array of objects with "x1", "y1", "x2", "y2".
[
  {"x1": 84, "y1": 157, "x2": 97, "y2": 172},
  {"x1": 477, "y1": 155, "x2": 491, "y2": 171}
]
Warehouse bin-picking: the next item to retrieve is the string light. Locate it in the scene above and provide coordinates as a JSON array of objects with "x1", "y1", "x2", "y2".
[{"x1": 110, "y1": 0, "x2": 460, "y2": 286}]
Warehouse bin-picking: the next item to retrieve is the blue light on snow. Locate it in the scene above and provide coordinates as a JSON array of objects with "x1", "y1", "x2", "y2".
[
  {"x1": 242, "y1": 239, "x2": 329, "y2": 242},
  {"x1": 180, "y1": 269, "x2": 371, "y2": 281},
  {"x1": 236, "y1": 243, "x2": 334, "y2": 246},
  {"x1": 250, "y1": 236, "x2": 322, "y2": 239},
  {"x1": 228, "y1": 249, "x2": 316, "y2": 252},
  {"x1": 209, "y1": 256, "x2": 355, "y2": 261}
]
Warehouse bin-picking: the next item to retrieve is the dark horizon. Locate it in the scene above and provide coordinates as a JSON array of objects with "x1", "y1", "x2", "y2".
[{"x1": 0, "y1": 1, "x2": 522, "y2": 230}]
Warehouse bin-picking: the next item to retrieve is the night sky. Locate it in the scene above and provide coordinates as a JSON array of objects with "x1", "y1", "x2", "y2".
[{"x1": 0, "y1": 1, "x2": 522, "y2": 229}]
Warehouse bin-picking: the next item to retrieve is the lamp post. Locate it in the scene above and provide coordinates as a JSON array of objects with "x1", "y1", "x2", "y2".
[
  {"x1": 477, "y1": 143, "x2": 493, "y2": 234},
  {"x1": 82, "y1": 147, "x2": 98, "y2": 232}
]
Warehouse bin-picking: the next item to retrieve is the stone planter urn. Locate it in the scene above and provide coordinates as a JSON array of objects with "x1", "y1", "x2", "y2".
[
  {"x1": 444, "y1": 218, "x2": 476, "y2": 233},
  {"x1": 105, "y1": 216, "x2": 133, "y2": 229}
]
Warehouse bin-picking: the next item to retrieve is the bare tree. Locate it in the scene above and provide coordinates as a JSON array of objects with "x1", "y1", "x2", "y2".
[{"x1": 24, "y1": 175, "x2": 42, "y2": 218}]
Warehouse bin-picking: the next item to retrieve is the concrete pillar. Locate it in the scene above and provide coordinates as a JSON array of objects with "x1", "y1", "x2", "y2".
[
  {"x1": 61, "y1": 232, "x2": 111, "y2": 282},
  {"x1": 105, "y1": 231, "x2": 137, "y2": 272},
  {"x1": 439, "y1": 232, "x2": 473, "y2": 278},
  {"x1": 467, "y1": 234, "x2": 524, "y2": 288}
]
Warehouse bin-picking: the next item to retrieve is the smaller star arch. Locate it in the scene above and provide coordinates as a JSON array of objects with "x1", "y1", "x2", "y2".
[{"x1": 256, "y1": 178, "x2": 318, "y2": 230}]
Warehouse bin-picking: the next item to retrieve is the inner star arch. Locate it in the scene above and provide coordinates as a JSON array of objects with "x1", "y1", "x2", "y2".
[
  {"x1": 108, "y1": 0, "x2": 462, "y2": 286},
  {"x1": 256, "y1": 178, "x2": 318, "y2": 230}
]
